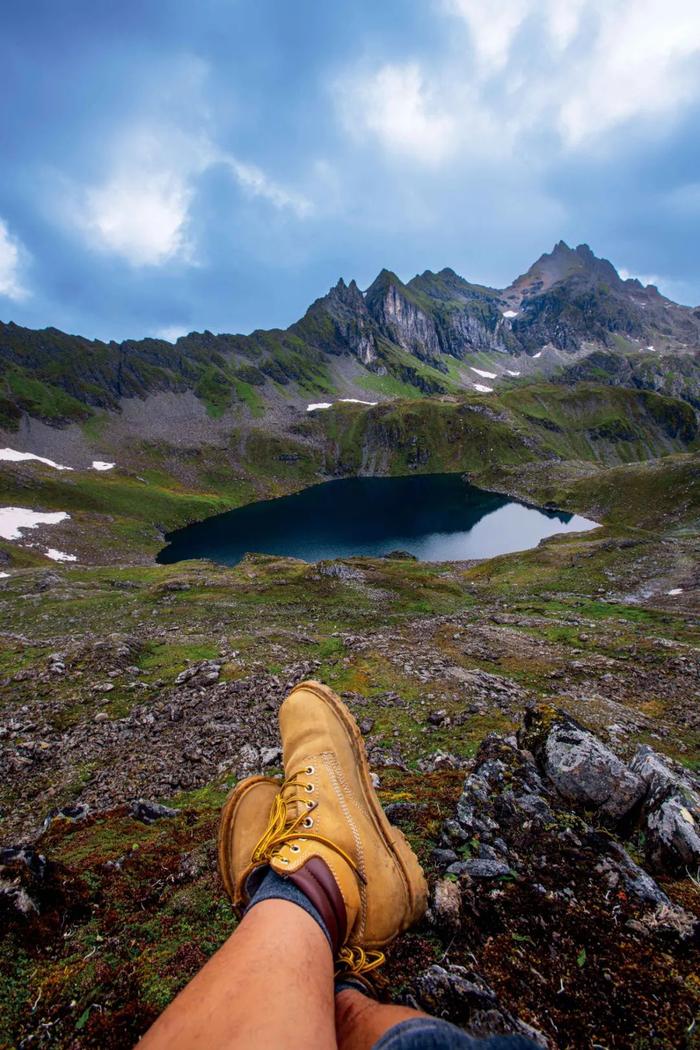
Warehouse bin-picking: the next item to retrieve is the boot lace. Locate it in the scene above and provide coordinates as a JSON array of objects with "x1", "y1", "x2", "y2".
[
  {"x1": 252, "y1": 767, "x2": 366, "y2": 883},
  {"x1": 335, "y1": 945, "x2": 385, "y2": 979}
]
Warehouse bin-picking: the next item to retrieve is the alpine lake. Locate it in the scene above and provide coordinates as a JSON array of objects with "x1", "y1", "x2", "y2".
[{"x1": 157, "y1": 473, "x2": 597, "y2": 567}]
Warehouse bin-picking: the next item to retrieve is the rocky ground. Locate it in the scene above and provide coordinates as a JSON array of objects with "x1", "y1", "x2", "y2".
[{"x1": 0, "y1": 503, "x2": 698, "y2": 1047}]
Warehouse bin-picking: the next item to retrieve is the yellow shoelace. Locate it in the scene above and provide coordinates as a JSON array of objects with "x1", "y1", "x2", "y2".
[
  {"x1": 252, "y1": 767, "x2": 366, "y2": 883},
  {"x1": 335, "y1": 945, "x2": 386, "y2": 979}
]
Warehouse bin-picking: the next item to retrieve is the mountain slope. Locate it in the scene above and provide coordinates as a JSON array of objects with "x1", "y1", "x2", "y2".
[{"x1": 1, "y1": 242, "x2": 699, "y2": 432}]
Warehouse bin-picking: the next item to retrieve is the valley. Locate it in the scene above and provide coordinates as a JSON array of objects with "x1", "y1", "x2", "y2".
[{"x1": 0, "y1": 240, "x2": 698, "y2": 1048}]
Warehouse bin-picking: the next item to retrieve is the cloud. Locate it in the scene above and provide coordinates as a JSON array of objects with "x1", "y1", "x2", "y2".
[
  {"x1": 154, "y1": 324, "x2": 188, "y2": 342},
  {"x1": 222, "y1": 158, "x2": 312, "y2": 217},
  {"x1": 444, "y1": 0, "x2": 700, "y2": 147},
  {"x1": 618, "y1": 266, "x2": 663, "y2": 288},
  {"x1": 335, "y1": 62, "x2": 455, "y2": 164},
  {"x1": 338, "y1": 1, "x2": 700, "y2": 171},
  {"x1": 0, "y1": 219, "x2": 29, "y2": 301},
  {"x1": 70, "y1": 126, "x2": 313, "y2": 267},
  {"x1": 81, "y1": 169, "x2": 193, "y2": 267}
]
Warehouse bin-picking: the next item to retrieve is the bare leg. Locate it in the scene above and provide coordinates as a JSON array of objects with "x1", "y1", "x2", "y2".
[
  {"x1": 139, "y1": 899, "x2": 336, "y2": 1050},
  {"x1": 335, "y1": 988, "x2": 431, "y2": 1050}
]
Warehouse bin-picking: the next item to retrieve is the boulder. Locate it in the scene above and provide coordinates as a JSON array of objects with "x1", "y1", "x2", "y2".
[
  {"x1": 630, "y1": 746, "x2": 700, "y2": 873},
  {"x1": 520, "y1": 706, "x2": 645, "y2": 821}
]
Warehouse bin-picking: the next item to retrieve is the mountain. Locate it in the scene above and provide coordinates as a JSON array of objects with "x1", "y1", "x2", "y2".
[{"x1": 1, "y1": 241, "x2": 699, "y2": 430}]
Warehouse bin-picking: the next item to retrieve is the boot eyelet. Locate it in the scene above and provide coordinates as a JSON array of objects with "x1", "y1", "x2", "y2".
[
  {"x1": 279, "y1": 857, "x2": 289, "y2": 864},
  {"x1": 290, "y1": 844, "x2": 300, "y2": 853},
  {"x1": 306, "y1": 766, "x2": 315, "y2": 774},
  {"x1": 307, "y1": 800, "x2": 314, "y2": 809},
  {"x1": 303, "y1": 817, "x2": 314, "y2": 828},
  {"x1": 305, "y1": 783, "x2": 314, "y2": 793}
]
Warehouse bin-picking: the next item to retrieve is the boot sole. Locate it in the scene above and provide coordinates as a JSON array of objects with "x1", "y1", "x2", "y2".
[
  {"x1": 217, "y1": 775, "x2": 278, "y2": 909},
  {"x1": 288, "y1": 680, "x2": 428, "y2": 938}
]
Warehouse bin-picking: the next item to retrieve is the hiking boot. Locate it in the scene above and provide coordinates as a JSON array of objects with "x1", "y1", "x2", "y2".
[
  {"x1": 218, "y1": 775, "x2": 280, "y2": 911},
  {"x1": 251, "y1": 680, "x2": 427, "y2": 950}
]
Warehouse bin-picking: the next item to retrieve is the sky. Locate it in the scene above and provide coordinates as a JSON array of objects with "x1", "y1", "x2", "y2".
[{"x1": 2, "y1": 0, "x2": 700, "y2": 343}]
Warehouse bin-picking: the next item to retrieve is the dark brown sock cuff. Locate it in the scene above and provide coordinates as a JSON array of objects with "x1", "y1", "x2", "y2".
[{"x1": 288, "y1": 855, "x2": 347, "y2": 954}]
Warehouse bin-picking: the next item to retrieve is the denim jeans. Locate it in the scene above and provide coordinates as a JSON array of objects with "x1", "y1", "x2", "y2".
[{"x1": 372, "y1": 1018, "x2": 540, "y2": 1050}]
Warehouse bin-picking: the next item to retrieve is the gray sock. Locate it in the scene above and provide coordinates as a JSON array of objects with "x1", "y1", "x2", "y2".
[{"x1": 245, "y1": 866, "x2": 333, "y2": 951}]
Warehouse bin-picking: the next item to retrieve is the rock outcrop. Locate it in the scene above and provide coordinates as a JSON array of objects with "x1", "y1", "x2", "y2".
[
  {"x1": 631, "y1": 745, "x2": 700, "y2": 873},
  {"x1": 519, "y1": 706, "x2": 645, "y2": 821}
]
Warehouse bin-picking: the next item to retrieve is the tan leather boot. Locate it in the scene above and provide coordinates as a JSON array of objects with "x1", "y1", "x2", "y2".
[
  {"x1": 218, "y1": 775, "x2": 279, "y2": 911},
  {"x1": 251, "y1": 680, "x2": 427, "y2": 952}
]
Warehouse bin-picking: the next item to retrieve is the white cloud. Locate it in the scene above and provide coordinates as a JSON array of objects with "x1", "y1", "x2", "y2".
[
  {"x1": 155, "y1": 325, "x2": 188, "y2": 342},
  {"x1": 618, "y1": 267, "x2": 663, "y2": 288},
  {"x1": 222, "y1": 158, "x2": 312, "y2": 217},
  {"x1": 0, "y1": 219, "x2": 29, "y2": 301},
  {"x1": 71, "y1": 127, "x2": 312, "y2": 266},
  {"x1": 335, "y1": 63, "x2": 456, "y2": 164},
  {"x1": 81, "y1": 169, "x2": 193, "y2": 267},
  {"x1": 443, "y1": 0, "x2": 700, "y2": 148},
  {"x1": 339, "y1": 1, "x2": 700, "y2": 169}
]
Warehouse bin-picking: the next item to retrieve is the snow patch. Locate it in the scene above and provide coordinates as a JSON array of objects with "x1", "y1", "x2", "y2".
[
  {"x1": 0, "y1": 508, "x2": 70, "y2": 541},
  {"x1": 0, "y1": 448, "x2": 72, "y2": 471},
  {"x1": 646, "y1": 345, "x2": 656, "y2": 352},
  {"x1": 92, "y1": 461, "x2": 115, "y2": 471},
  {"x1": 667, "y1": 588, "x2": 683, "y2": 596},
  {"x1": 307, "y1": 399, "x2": 377, "y2": 412},
  {"x1": 474, "y1": 384, "x2": 493, "y2": 393},
  {"x1": 0, "y1": 572, "x2": 10, "y2": 578},
  {"x1": 502, "y1": 310, "x2": 518, "y2": 319},
  {"x1": 506, "y1": 369, "x2": 521, "y2": 376},
  {"x1": 45, "y1": 548, "x2": 77, "y2": 563},
  {"x1": 470, "y1": 367, "x2": 497, "y2": 379},
  {"x1": 532, "y1": 351, "x2": 543, "y2": 359}
]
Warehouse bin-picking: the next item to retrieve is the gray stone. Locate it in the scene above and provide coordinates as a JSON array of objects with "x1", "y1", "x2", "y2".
[
  {"x1": 431, "y1": 847, "x2": 459, "y2": 868},
  {"x1": 630, "y1": 745, "x2": 700, "y2": 872},
  {"x1": 431, "y1": 878, "x2": 462, "y2": 930},
  {"x1": 260, "y1": 746, "x2": 282, "y2": 767},
  {"x1": 537, "y1": 713, "x2": 645, "y2": 821},
  {"x1": 462, "y1": 859, "x2": 512, "y2": 878},
  {"x1": 412, "y1": 964, "x2": 547, "y2": 1045},
  {"x1": 130, "y1": 799, "x2": 180, "y2": 823}
]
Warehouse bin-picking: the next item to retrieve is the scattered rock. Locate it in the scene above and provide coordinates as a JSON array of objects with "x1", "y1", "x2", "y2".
[
  {"x1": 42, "y1": 804, "x2": 91, "y2": 832},
  {"x1": 130, "y1": 799, "x2": 180, "y2": 824},
  {"x1": 175, "y1": 661, "x2": 222, "y2": 688},
  {"x1": 411, "y1": 965, "x2": 547, "y2": 1046},
  {"x1": 461, "y1": 858, "x2": 511, "y2": 879},
  {"x1": 431, "y1": 877, "x2": 462, "y2": 930},
  {"x1": 418, "y1": 751, "x2": 465, "y2": 772},
  {"x1": 260, "y1": 746, "x2": 282, "y2": 768}
]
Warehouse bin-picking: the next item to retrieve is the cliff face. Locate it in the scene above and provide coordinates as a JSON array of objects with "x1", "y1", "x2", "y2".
[{"x1": 364, "y1": 271, "x2": 442, "y2": 361}]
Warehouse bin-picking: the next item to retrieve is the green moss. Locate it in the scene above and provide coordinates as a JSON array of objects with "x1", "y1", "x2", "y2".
[{"x1": 5, "y1": 367, "x2": 93, "y2": 424}]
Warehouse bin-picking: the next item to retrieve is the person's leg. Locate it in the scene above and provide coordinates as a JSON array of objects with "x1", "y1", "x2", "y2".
[
  {"x1": 335, "y1": 988, "x2": 429, "y2": 1050},
  {"x1": 335, "y1": 990, "x2": 540, "y2": 1050},
  {"x1": 138, "y1": 899, "x2": 336, "y2": 1050}
]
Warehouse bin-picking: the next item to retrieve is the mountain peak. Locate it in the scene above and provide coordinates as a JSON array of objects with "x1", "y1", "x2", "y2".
[{"x1": 505, "y1": 241, "x2": 621, "y2": 302}]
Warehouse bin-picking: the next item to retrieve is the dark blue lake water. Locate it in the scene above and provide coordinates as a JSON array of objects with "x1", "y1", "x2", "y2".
[{"x1": 157, "y1": 474, "x2": 597, "y2": 567}]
